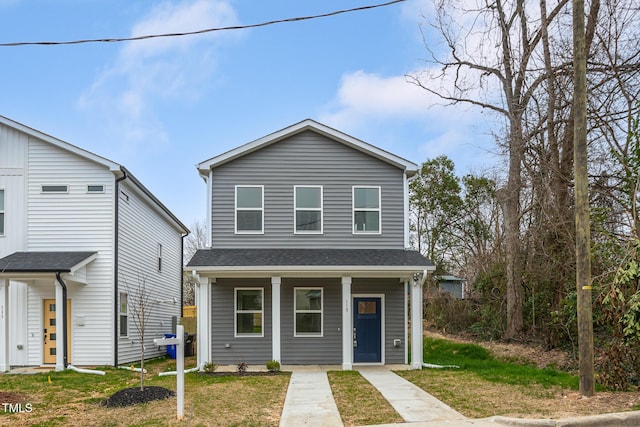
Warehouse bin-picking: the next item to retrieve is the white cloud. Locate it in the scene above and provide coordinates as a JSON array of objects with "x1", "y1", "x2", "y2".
[{"x1": 78, "y1": 0, "x2": 239, "y2": 149}]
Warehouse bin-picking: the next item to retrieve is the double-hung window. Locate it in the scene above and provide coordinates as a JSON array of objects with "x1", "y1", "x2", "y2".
[
  {"x1": 235, "y1": 288, "x2": 264, "y2": 337},
  {"x1": 294, "y1": 186, "x2": 322, "y2": 233},
  {"x1": 119, "y1": 292, "x2": 128, "y2": 337},
  {"x1": 294, "y1": 288, "x2": 323, "y2": 337},
  {"x1": 353, "y1": 186, "x2": 381, "y2": 233},
  {"x1": 235, "y1": 185, "x2": 263, "y2": 233},
  {"x1": 0, "y1": 189, "x2": 4, "y2": 236}
]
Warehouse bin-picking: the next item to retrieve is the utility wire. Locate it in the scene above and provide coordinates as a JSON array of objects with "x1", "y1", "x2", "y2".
[{"x1": 0, "y1": 0, "x2": 406, "y2": 47}]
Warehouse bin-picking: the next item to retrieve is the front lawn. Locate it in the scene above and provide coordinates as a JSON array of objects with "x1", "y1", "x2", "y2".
[{"x1": 1, "y1": 357, "x2": 290, "y2": 426}]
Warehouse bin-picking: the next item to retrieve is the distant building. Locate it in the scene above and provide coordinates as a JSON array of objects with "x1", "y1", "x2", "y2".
[{"x1": 436, "y1": 275, "x2": 466, "y2": 299}]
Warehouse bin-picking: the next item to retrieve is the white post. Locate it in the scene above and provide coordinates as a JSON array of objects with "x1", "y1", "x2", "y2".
[
  {"x1": 176, "y1": 324, "x2": 184, "y2": 420},
  {"x1": 0, "y1": 279, "x2": 9, "y2": 372},
  {"x1": 271, "y1": 277, "x2": 281, "y2": 362},
  {"x1": 55, "y1": 281, "x2": 65, "y2": 372},
  {"x1": 341, "y1": 276, "x2": 352, "y2": 370},
  {"x1": 195, "y1": 274, "x2": 211, "y2": 370},
  {"x1": 410, "y1": 277, "x2": 423, "y2": 369},
  {"x1": 154, "y1": 326, "x2": 184, "y2": 420}
]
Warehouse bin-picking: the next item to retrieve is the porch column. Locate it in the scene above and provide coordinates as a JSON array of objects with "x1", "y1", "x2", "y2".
[
  {"x1": 0, "y1": 279, "x2": 8, "y2": 372},
  {"x1": 410, "y1": 277, "x2": 423, "y2": 369},
  {"x1": 195, "y1": 275, "x2": 212, "y2": 370},
  {"x1": 55, "y1": 280, "x2": 65, "y2": 371},
  {"x1": 341, "y1": 276, "x2": 352, "y2": 370},
  {"x1": 271, "y1": 277, "x2": 281, "y2": 362}
]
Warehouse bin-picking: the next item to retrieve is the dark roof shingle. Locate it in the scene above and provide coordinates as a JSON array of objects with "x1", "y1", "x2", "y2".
[{"x1": 0, "y1": 252, "x2": 97, "y2": 273}]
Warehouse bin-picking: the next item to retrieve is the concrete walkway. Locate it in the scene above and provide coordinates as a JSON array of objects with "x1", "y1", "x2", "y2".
[
  {"x1": 279, "y1": 369, "x2": 343, "y2": 427},
  {"x1": 357, "y1": 367, "x2": 466, "y2": 423}
]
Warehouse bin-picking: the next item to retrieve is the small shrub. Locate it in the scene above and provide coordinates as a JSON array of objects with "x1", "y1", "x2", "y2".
[
  {"x1": 266, "y1": 360, "x2": 280, "y2": 373},
  {"x1": 203, "y1": 361, "x2": 218, "y2": 373},
  {"x1": 237, "y1": 361, "x2": 248, "y2": 374}
]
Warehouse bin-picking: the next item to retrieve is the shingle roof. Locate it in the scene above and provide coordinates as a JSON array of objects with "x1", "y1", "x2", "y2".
[
  {"x1": 0, "y1": 251, "x2": 97, "y2": 273},
  {"x1": 187, "y1": 248, "x2": 432, "y2": 268}
]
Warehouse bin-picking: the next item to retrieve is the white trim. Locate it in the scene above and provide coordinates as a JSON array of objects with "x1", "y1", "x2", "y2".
[
  {"x1": 234, "y1": 185, "x2": 264, "y2": 234},
  {"x1": 0, "y1": 279, "x2": 8, "y2": 372},
  {"x1": 196, "y1": 119, "x2": 418, "y2": 177},
  {"x1": 0, "y1": 188, "x2": 5, "y2": 237},
  {"x1": 55, "y1": 283, "x2": 65, "y2": 371},
  {"x1": 410, "y1": 279, "x2": 423, "y2": 369},
  {"x1": 41, "y1": 185, "x2": 69, "y2": 194},
  {"x1": 404, "y1": 280, "x2": 409, "y2": 365},
  {"x1": 341, "y1": 277, "x2": 352, "y2": 370},
  {"x1": 352, "y1": 294, "x2": 385, "y2": 365},
  {"x1": 293, "y1": 287, "x2": 324, "y2": 337},
  {"x1": 87, "y1": 184, "x2": 105, "y2": 193},
  {"x1": 206, "y1": 171, "x2": 213, "y2": 248},
  {"x1": 403, "y1": 172, "x2": 410, "y2": 248},
  {"x1": 118, "y1": 292, "x2": 129, "y2": 338},
  {"x1": 293, "y1": 185, "x2": 323, "y2": 234},
  {"x1": 271, "y1": 277, "x2": 281, "y2": 362},
  {"x1": 234, "y1": 287, "x2": 264, "y2": 338},
  {"x1": 352, "y1": 186, "x2": 381, "y2": 234},
  {"x1": 195, "y1": 275, "x2": 212, "y2": 369}
]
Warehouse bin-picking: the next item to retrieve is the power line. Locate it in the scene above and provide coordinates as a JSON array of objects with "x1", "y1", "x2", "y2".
[{"x1": 0, "y1": 0, "x2": 406, "y2": 47}]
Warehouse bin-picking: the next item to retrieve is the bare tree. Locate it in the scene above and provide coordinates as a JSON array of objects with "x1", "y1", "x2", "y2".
[
  {"x1": 124, "y1": 274, "x2": 153, "y2": 390},
  {"x1": 183, "y1": 220, "x2": 208, "y2": 306}
]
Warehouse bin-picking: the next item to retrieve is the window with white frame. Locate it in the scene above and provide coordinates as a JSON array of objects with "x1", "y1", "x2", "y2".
[
  {"x1": 353, "y1": 186, "x2": 381, "y2": 233},
  {"x1": 235, "y1": 186, "x2": 263, "y2": 233},
  {"x1": 294, "y1": 288, "x2": 323, "y2": 336},
  {"x1": 235, "y1": 288, "x2": 264, "y2": 336},
  {"x1": 0, "y1": 189, "x2": 4, "y2": 236},
  {"x1": 294, "y1": 186, "x2": 322, "y2": 233},
  {"x1": 119, "y1": 292, "x2": 128, "y2": 337},
  {"x1": 42, "y1": 185, "x2": 68, "y2": 193}
]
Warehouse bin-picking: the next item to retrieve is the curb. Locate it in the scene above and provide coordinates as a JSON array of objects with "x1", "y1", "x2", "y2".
[{"x1": 489, "y1": 410, "x2": 640, "y2": 426}]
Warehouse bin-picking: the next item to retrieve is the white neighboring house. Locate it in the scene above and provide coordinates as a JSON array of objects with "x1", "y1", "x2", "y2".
[{"x1": 0, "y1": 116, "x2": 189, "y2": 372}]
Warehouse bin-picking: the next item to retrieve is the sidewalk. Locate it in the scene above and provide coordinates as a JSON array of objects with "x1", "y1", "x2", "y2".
[{"x1": 278, "y1": 366, "x2": 640, "y2": 427}]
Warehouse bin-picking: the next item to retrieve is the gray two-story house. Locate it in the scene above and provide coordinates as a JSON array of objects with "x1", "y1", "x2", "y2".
[{"x1": 187, "y1": 119, "x2": 434, "y2": 369}]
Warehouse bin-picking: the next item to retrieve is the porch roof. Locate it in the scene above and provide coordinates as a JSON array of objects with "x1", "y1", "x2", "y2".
[
  {"x1": 187, "y1": 248, "x2": 433, "y2": 276},
  {"x1": 0, "y1": 251, "x2": 97, "y2": 273}
]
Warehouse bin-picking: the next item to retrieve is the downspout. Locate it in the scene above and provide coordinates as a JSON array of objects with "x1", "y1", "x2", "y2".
[
  {"x1": 180, "y1": 236, "x2": 184, "y2": 318},
  {"x1": 114, "y1": 169, "x2": 128, "y2": 367},
  {"x1": 55, "y1": 272, "x2": 69, "y2": 369}
]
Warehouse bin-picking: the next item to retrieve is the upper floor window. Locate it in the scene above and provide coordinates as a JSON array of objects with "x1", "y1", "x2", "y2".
[
  {"x1": 294, "y1": 186, "x2": 323, "y2": 234},
  {"x1": 353, "y1": 186, "x2": 381, "y2": 234},
  {"x1": 87, "y1": 185, "x2": 104, "y2": 193},
  {"x1": 42, "y1": 185, "x2": 68, "y2": 193},
  {"x1": 157, "y1": 243, "x2": 163, "y2": 272},
  {"x1": 235, "y1": 185, "x2": 263, "y2": 234},
  {"x1": 0, "y1": 189, "x2": 5, "y2": 236},
  {"x1": 235, "y1": 288, "x2": 264, "y2": 337}
]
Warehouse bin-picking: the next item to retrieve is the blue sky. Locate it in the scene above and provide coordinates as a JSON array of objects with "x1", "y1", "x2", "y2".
[{"x1": 0, "y1": 0, "x2": 498, "y2": 229}]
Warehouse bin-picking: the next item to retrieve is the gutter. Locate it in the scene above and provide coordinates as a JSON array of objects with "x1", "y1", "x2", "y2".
[
  {"x1": 113, "y1": 170, "x2": 128, "y2": 367},
  {"x1": 54, "y1": 272, "x2": 69, "y2": 369}
]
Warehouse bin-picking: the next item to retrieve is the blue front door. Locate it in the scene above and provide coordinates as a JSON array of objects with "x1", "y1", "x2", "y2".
[{"x1": 353, "y1": 297, "x2": 382, "y2": 363}]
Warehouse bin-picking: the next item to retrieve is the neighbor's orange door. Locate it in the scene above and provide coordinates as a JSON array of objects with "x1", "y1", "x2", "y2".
[{"x1": 43, "y1": 299, "x2": 71, "y2": 364}]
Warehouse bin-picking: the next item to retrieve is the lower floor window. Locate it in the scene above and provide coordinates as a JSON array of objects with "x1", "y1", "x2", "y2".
[
  {"x1": 235, "y1": 288, "x2": 264, "y2": 336},
  {"x1": 295, "y1": 287, "x2": 323, "y2": 336}
]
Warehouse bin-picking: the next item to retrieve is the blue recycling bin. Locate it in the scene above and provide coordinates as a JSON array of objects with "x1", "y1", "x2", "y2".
[{"x1": 164, "y1": 333, "x2": 177, "y2": 359}]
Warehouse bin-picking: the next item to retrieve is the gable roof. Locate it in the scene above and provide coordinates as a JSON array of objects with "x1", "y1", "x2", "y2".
[
  {"x1": 0, "y1": 251, "x2": 97, "y2": 273},
  {"x1": 0, "y1": 115, "x2": 188, "y2": 235},
  {"x1": 197, "y1": 119, "x2": 418, "y2": 177}
]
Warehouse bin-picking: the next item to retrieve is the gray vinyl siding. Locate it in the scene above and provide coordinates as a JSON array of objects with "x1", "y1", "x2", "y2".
[
  {"x1": 210, "y1": 130, "x2": 405, "y2": 249},
  {"x1": 280, "y1": 278, "x2": 342, "y2": 364},
  {"x1": 352, "y1": 278, "x2": 406, "y2": 364},
  {"x1": 210, "y1": 278, "x2": 272, "y2": 364}
]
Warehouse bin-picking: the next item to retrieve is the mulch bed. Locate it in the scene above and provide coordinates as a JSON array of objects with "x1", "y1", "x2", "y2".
[
  {"x1": 0, "y1": 392, "x2": 28, "y2": 404},
  {"x1": 102, "y1": 386, "x2": 174, "y2": 408}
]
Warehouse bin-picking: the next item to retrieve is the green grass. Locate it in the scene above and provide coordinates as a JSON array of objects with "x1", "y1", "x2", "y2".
[{"x1": 422, "y1": 337, "x2": 579, "y2": 389}]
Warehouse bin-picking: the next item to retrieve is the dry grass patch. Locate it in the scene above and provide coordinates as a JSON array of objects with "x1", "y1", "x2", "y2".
[
  {"x1": 328, "y1": 371, "x2": 403, "y2": 426},
  {"x1": 398, "y1": 369, "x2": 640, "y2": 419},
  {"x1": 1, "y1": 357, "x2": 290, "y2": 426}
]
